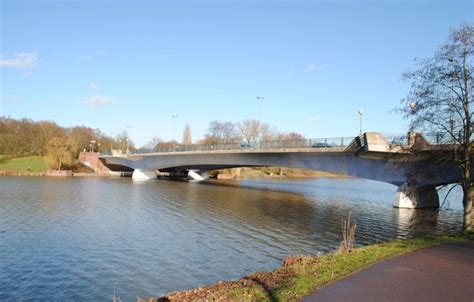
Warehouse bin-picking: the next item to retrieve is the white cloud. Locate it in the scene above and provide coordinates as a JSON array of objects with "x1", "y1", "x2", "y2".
[
  {"x1": 76, "y1": 55, "x2": 91, "y2": 61},
  {"x1": 305, "y1": 64, "x2": 316, "y2": 72},
  {"x1": 83, "y1": 95, "x2": 115, "y2": 108},
  {"x1": 0, "y1": 52, "x2": 38, "y2": 68},
  {"x1": 22, "y1": 71, "x2": 33, "y2": 78},
  {"x1": 288, "y1": 69, "x2": 295, "y2": 75},
  {"x1": 305, "y1": 116, "x2": 319, "y2": 124},
  {"x1": 0, "y1": 95, "x2": 21, "y2": 102},
  {"x1": 69, "y1": 83, "x2": 81, "y2": 88},
  {"x1": 96, "y1": 50, "x2": 107, "y2": 56},
  {"x1": 87, "y1": 83, "x2": 99, "y2": 90},
  {"x1": 304, "y1": 64, "x2": 327, "y2": 73}
]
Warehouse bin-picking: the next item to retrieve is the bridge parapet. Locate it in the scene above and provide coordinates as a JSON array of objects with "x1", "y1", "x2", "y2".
[
  {"x1": 358, "y1": 132, "x2": 436, "y2": 154},
  {"x1": 106, "y1": 132, "x2": 454, "y2": 158},
  {"x1": 356, "y1": 132, "x2": 408, "y2": 154}
]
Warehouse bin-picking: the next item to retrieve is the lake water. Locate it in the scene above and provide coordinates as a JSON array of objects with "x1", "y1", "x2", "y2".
[{"x1": 0, "y1": 176, "x2": 463, "y2": 300}]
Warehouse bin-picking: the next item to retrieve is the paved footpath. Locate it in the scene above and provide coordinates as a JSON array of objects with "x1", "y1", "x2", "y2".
[{"x1": 303, "y1": 241, "x2": 474, "y2": 302}]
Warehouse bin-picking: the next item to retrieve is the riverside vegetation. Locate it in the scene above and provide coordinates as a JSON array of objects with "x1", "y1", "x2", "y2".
[{"x1": 0, "y1": 117, "x2": 310, "y2": 173}]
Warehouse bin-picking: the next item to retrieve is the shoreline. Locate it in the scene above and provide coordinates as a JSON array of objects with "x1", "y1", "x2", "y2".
[
  {"x1": 0, "y1": 166, "x2": 347, "y2": 180},
  {"x1": 0, "y1": 170, "x2": 45, "y2": 177},
  {"x1": 0, "y1": 170, "x2": 109, "y2": 177},
  {"x1": 146, "y1": 233, "x2": 473, "y2": 302}
]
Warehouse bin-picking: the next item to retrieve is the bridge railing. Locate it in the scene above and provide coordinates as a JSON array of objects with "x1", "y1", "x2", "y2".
[
  {"x1": 131, "y1": 136, "x2": 356, "y2": 154},
  {"x1": 421, "y1": 132, "x2": 459, "y2": 145},
  {"x1": 381, "y1": 132, "x2": 463, "y2": 145},
  {"x1": 104, "y1": 132, "x2": 463, "y2": 156}
]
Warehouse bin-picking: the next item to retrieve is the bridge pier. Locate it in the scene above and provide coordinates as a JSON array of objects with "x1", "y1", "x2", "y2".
[
  {"x1": 132, "y1": 169, "x2": 157, "y2": 180},
  {"x1": 187, "y1": 170, "x2": 209, "y2": 181},
  {"x1": 393, "y1": 184, "x2": 439, "y2": 209}
]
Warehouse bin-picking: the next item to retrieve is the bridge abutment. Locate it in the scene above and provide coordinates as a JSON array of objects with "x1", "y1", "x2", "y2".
[
  {"x1": 132, "y1": 169, "x2": 157, "y2": 180},
  {"x1": 393, "y1": 184, "x2": 439, "y2": 209}
]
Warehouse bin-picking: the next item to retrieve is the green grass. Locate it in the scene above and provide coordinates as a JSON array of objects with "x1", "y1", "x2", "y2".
[
  {"x1": 0, "y1": 155, "x2": 49, "y2": 172},
  {"x1": 161, "y1": 233, "x2": 473, "y2": 302},
  {"x1": 272, "y1": 234, "x2": 472, "y2": 301}
]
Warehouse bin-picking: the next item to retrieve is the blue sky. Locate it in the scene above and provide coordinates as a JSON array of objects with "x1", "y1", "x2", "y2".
[{"x1": 1, "y1": 0, "x2": 472, "y2": 146}]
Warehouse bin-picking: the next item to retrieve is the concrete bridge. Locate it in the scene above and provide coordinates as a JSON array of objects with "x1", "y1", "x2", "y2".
[{"x1": 98, "y1": 132, "x2": 463, "y2": 209}]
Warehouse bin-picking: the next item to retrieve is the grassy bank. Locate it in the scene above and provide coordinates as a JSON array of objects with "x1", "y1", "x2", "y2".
[
  {"x1": 0, "y1": 155, "x2": 48, "y2": 172},
  {"x1": 150, "y1": 233, "x2": 473, "y2": 302}
]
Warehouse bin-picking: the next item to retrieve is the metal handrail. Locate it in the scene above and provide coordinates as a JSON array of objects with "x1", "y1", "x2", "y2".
[
  {"x1": 123, "y1": 132, "x2": 463, "y2": 155},
  {"x1": 131, "y1": 136, "x2": 356, "y2": 155}
]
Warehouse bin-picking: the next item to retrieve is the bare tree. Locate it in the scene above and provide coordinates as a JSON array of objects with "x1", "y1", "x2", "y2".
[
  {"x1": 400, "y1": 24, "x2": 473, "y2": 231},
  {"x1": 182, "y1": 123, "x2": 192, "y2": 145},
  {"x1": 237, "y1": 119, "x2": 261, "y2": 146},
  {"x1": 201, "y1": 120, "x2": 239, "y2": 144},
  {"x1": 237, "y1": 119, "x2": 278, "y2": 145},
  {"x1": 115, "y1": 131, "x2": 134, "y2": 153},
  {"x1": 145, "y1": 136, "x2": 163, "y2": 151}
]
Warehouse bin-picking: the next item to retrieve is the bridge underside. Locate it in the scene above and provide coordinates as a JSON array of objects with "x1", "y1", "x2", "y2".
[{"x1": 157, "y1": 164, "x2": 262, "y2": 173}]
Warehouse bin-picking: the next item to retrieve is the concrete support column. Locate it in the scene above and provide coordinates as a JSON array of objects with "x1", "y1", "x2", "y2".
[
  {"x1": 393, "y1": 184, "x2": 439, "y2": 208},
  {"x1": 187, "y1": 170, "x2": 209, "y2": 181},
  {"x1": 132, "y1": 169, "x2": 157, "y2": 180}
]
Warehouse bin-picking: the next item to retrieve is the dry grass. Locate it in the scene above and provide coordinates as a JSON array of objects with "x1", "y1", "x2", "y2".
[{"x1": 339, "y1": 213, "x2": 357, "y2": 252}]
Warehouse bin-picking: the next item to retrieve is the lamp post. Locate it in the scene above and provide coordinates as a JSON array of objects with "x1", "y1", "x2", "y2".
[
  {"x1": 110, "y1": 132, "x2": 115, "y2": 151},
  {"x1": 409, "y1": 102, "x2": 417, "y2": 131},
  {"x1": 97, "y1": 143, "x2": 101, "y2": 153},
  {"x1": 172, "y1": 115, "x2": 178, "y2": 150},
  {"x1": 125, "y1": 126, "x2": 132, "y2": 155},
  {"x1": 256, "y1": 96, "x2": 264, "y2": 125},
  {"x1": 126, "y1": 138, "x2": 129, "y2": 155},
  {"x1": 256, "y1": 97, "x2": 264, "y2": 145},
  {"x1": 358, "y1": 109, "x2": 364, "y2": 135},
  {"x1": 90, "y1": 140, "x2": 96, "y2": 152}
]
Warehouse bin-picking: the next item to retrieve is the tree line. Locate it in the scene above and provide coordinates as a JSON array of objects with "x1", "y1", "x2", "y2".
[
  {"x1": 0, "y1": 116, "x2": 303, "y2": 167},
  {"x1": 0, "y1": 117, "x2": 132, "y2": 169},
  {"x1": 141, "y1": 120, "x2": 305, "y2": 152}
]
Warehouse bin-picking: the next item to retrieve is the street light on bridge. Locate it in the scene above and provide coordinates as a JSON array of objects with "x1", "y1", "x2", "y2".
[
  {"x1": 256, "y1": 96, "x2": 264, "y2": 125},
  {"x1": 125, "y1": 126, "x2": 132, "y2": 155},
  {"x1": 409, "y1": 102, "x2": 417, "y2": 132},
  {"x1": 358, "y1": 109, "x2": 364, "y2": 135},
  {"x1": 172, "y1": 115, "x2": 179, "y2": 151},
  {"x1": 256, "y1": 97, "x2": 264, "y2": 145}
]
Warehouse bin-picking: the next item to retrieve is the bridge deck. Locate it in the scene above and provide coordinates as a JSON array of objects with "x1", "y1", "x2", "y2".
[{"x1": 104, "y1": 147, "x2": 350, "y2": 158}]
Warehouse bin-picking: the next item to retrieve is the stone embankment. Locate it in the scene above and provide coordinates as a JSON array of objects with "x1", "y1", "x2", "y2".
[
  {"x1": 0, "y1": 170, "x2": 75, "y2": 177},
  {"x1": 0, "y1": 170, "x2": 45, "y2": 176},
  {"x1": 45, "y1": 170, "x2": 73, "y2": 177}
]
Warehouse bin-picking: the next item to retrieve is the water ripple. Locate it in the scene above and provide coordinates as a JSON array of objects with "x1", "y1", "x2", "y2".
[{"x1": 0, "y1": 176, "x2": 463, "y2": 300}]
